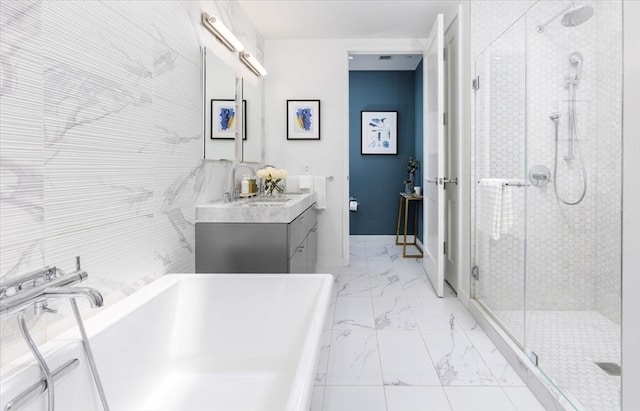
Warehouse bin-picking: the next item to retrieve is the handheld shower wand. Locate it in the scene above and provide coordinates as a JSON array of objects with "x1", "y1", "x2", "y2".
[{"x1": 569, "y1": 52, "x2": 583, "y2": 82}]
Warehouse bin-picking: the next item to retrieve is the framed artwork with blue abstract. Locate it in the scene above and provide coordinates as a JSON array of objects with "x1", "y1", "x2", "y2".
[
  {"x1": 361, "y1": 111, "x2": 398, "y2": 155},
  {"x1": 210, "y1": 99, "x2": 246, "y2": 140},
  {"x1": 287, "y1": 99, "x2": 320, "y2": 140}
]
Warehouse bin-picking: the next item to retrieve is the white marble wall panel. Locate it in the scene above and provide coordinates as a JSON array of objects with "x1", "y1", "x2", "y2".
[
  {"x1": 0, "y1": 0, "x2": 263, "y2": 363},
  {"x1": 0, "y1": 1, "x2": 45, "y2": 278}
]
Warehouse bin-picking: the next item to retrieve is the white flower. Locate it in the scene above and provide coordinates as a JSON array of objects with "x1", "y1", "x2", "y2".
[
  {"x1": 257, "y1": 167, "x2": 288, "y2": 181},
  {"x1": 274, "y1": 168, "x2": 288, "y2": 179}
]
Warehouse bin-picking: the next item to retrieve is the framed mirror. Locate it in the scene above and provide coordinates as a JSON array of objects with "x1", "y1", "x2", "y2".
[
  {"x1": 241, "y1": 75, "x2": 263, "y2": 163},
  {"x1": 202, "y1": 46, "x2": 237, "y2": 161},
  {"x1": 201, "y1": 47, "x2": 263, "y2": 162}
]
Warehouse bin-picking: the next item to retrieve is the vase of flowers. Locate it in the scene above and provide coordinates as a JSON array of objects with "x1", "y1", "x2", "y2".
[
  {"x1": 256, "y1": 166, "x2": 288, "y2": 196},
  {"x1": 403, "y1": 156, "x2": 420, "y2": 194}
]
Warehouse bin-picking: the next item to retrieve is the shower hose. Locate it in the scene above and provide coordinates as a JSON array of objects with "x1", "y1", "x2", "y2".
[{"x1": 553, "y1": 84, "x2": 587, "y2": 206}]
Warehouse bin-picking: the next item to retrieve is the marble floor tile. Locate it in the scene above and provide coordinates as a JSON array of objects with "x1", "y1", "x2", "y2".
[
  {"x1": 377, "y1": 330, "x2": 441, "y2": 386},
  {"x1": 315, "y1": 237, "x2": 544, "y2": 411},
  {"x1": 367, "y1": 255, "x2": 394, "y2": 275},
  {"x1": 444, "y1": 387, "x2": 516, "y2": 411},
  {"x1": 347, "y1": 257, "x2": 368, "y2": 270},
  {"x1": 324, "y1": 298, "x2": 337, "y2": 330},
  {"x1": 421, "y1": 329, "x2": 499, "y2": 386},
  {"x1": 334, "y1": 297, "x2": 375, "y2": 330},
  {"x1": 339, "y1": 265, "x2": 369, "y2": 280},
  {"x1": 322, "y1": 386, "x2": 387, "y2": 411},
  {"x1": 464, "y1": 329, "x2": 526, "y2": 387},
  {"x1": 311, "y1": 386, "x2": 325, "y2": 411},
  {"x1": 372, "y1": 295, "x2": 418, "y2": 330},
  {"x1": 365, "y1": 243, "x2": 390, "y2": 258},
  {"x1": 326, "y1": 330, "x2": 383, "y2": 385},
  {"x1": 385, "y1": 386, "x2": 452, "y2": 411},
  {"x1": 337, "y1": 272, "x2": 371, "y2": 298},
  {"x1": 369, "y1": 268, "x2": 406, "y2": 298},
  {"x1": 397, "y1": 269, "x2": 433, "y2": 293},
  {"x1": 411, "y1": 296, "x2": 478, "y2": 331},
  {"x1": 502, "y1": 387, "x2": 546, "y2": 410},
  {"x1": 315, "y1": 330, "x2": 333, "y2": 385}
]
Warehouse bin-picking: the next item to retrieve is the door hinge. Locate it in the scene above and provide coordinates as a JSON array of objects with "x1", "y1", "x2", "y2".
[
  {"x1": 443, "y1": 48, "x2": 447, "y2": 61},
  {"x1": 472, "y1": 265, "x2": 480, "y2": 280},
  {"x1": 528, "y1": 351, "x2": 539, "y2": 366},
  {"x1": 443, "y1": 242, "x2": 447, "y2": 255},
  {"x1": 472, "y1": 75, "x2": 480, "y2": 91},
  {"x1": 443, "y1": 112, "x2": 447, "y2": 126}
]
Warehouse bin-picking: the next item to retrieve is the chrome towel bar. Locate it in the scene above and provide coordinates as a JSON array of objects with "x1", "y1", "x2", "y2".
[{"x1": 476, "y1": 179, "x2": 530, "y2": 187}]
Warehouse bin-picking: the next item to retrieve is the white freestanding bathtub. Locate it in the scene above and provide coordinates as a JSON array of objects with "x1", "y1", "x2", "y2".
[{"x1": 0, "y1": 273, "x2": 333, "y2": 410}]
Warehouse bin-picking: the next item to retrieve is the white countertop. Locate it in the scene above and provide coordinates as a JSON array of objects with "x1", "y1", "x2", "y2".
[{"x1": 196, "y1": 192, "x2": 317, "y2": 223}]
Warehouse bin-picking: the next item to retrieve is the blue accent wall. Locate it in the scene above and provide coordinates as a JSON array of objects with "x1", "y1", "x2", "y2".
[{"x1": 349, "y1": 70, "x2": 419, "y2": 235}]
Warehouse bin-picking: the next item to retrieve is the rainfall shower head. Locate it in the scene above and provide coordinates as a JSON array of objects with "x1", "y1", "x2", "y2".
[
  {"x1": 537, "y1": 3, "x2": 595, "y2": 33},
  {"x1": 561, "y1": 5, "x2": 594, "y2": 27}
]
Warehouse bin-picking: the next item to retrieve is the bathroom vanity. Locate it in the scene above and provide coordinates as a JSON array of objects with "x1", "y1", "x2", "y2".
[{"x1": 195, "y1": 193, "x2": 318, "y2": 273}]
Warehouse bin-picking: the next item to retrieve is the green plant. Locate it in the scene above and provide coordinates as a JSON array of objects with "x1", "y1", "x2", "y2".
[{"x1": 403, "y1": 156, "x2": 420, "y2": 184}]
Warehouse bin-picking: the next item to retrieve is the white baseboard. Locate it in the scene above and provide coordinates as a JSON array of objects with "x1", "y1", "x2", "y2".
[{"x1": 350, "y1": 235, "x2": 396, "y2": 242}]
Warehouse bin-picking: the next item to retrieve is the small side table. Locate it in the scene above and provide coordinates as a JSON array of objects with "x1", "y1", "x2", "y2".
[{"x1": 395, "y1": 193, "x2": 424, "y2": 258}]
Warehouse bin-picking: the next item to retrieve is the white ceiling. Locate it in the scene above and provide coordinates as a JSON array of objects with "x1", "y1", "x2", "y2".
[{"x1": 237, "y1": 0, "x2": 459, "y2": 39}]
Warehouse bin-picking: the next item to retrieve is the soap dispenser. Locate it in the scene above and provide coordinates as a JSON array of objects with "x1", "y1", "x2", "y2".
[{"x1": 241, "y1": 175, "x2": 250, "y2": 195}]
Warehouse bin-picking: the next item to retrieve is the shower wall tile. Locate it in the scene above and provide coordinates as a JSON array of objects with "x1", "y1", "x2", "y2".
[
  {"x1": 473, "y1": 18, "x2": 527, "y2": 313},
  {"x1": 470, "y1": 0, "x2": 535, "y2": 58},
  {"x1": 593, "y1": 2, "x2": 622, "y2": 325},
  {"x1": 0, "y1": 0, "x2": 263, "y2": 363},
  {"x1": 471, "y1": 1, "x2": 622, "y2": 317}
]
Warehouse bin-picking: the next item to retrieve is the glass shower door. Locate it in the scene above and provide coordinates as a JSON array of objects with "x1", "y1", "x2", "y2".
[{"x1": 472, "y1": 17, "x2": 528, "y2": 347}]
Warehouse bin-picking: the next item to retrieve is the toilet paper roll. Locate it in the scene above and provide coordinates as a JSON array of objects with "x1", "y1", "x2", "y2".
[{"x1": 349, "y1": 201, "x2": 358, "y2": 211}]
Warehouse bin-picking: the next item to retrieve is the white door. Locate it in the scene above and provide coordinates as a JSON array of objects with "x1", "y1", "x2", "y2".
[
  {"x1": 444, "y1": 13, "x2": 460, "y2": 293},
  {"x1": 423, "y1": 14, "x2": 445, "y2": 297}
]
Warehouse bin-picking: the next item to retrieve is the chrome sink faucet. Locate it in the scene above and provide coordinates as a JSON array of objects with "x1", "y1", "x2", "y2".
[{"x1": 229, "y1": 162, "x2": 256, "y2": 201}]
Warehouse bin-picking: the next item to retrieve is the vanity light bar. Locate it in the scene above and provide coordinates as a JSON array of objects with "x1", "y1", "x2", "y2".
[
  {"x1": 201, "y1": 12, "x2": 245, "y2": 52},
  {"x1": 240, "y1": 51, "x2": 268, "y2": 76}
]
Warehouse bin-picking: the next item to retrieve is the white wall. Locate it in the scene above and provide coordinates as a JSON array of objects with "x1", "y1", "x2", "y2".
[
  {"x1": 0, "y1": 0, "x2": 262, "y2": 364},
  {"x1": 621, "y1": 1, "x2": 640, "y2": 409},
  {"x1": 264, "y1": 38, "x2": 426, "y2": 271}
]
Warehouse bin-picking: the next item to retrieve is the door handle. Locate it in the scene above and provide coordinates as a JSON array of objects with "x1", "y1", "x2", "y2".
[
  {"x1": 442, "y1": 177, "x2": 458, "y2": 185},
  {"x1": 425, "y1": 178, "x2": 439, "y2": 184}
]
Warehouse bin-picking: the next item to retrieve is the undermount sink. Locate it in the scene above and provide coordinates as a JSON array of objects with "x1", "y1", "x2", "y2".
[{"x1": 196, "y1": 192, "x2": 316, "y2": 223}]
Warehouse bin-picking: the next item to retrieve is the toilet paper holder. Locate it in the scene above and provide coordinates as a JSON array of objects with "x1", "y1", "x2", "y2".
[{"x1": 349, "y1": 197, "x2": 359, "y2": 211}]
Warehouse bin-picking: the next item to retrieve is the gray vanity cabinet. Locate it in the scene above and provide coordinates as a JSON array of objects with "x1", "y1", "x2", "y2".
[{"x1": 195, "y1": 204, "x2": 317, "y2": 273}]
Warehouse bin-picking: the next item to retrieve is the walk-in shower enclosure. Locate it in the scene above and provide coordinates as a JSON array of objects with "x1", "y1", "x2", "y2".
[{"x1": 471, "y1": 1, "x2": 622, "y2": 410}]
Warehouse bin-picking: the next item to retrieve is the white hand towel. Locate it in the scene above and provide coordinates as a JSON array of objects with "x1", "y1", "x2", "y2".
[
  {"x1": 313, "y1": 176, "x2": 327, "y2": 209},
  {"x1": 299, "y1": 175, "x2": 313, "y2": 192},
  {"x1": 477, "y1": 178, "x2": 511, "y2": 240},
  {"x1": 500, "y1": 185, "x2": 513, "y2": 235}
]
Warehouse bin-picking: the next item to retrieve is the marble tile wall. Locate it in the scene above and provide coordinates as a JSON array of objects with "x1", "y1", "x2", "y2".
[{"x1": 0, "y1": 0, "x2": 263, "y2": 363}]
